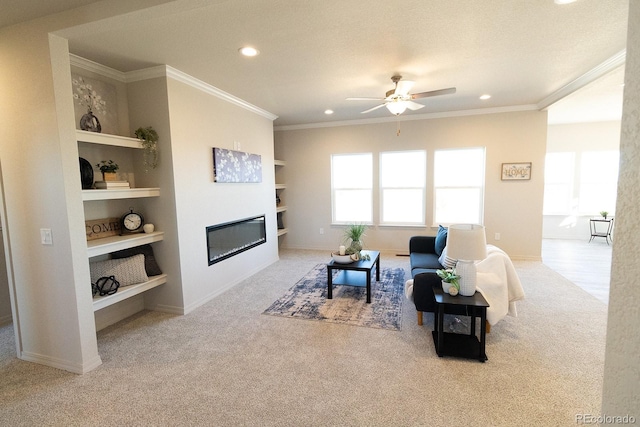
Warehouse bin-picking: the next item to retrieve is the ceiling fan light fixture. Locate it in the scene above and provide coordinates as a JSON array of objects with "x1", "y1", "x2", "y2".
[{"x1": 386, "y1": 101, "x2": 407, "y2": 115}]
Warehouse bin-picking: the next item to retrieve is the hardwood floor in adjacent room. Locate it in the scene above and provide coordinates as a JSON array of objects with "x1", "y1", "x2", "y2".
[{"x1": 542, "y1": 238, "x2": 612, "y2": 304}]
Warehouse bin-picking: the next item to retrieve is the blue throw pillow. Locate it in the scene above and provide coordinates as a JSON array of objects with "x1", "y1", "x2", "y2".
[{"x1": 434, "y1": 225, "x2": 447, "y2": 256}]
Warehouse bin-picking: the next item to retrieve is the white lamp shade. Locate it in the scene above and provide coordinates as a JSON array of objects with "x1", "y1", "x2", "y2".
[
  {"x1": 446, "y1": 224, "x2": 487, "y2": 261},
  {"x1": 386, "y1": 101, "x2": 407, "y2": 115}
]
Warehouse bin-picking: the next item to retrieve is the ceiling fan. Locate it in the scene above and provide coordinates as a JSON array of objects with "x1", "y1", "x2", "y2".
[{"x1": 347, "y1": 75, "x2": 456, "y2": 116}]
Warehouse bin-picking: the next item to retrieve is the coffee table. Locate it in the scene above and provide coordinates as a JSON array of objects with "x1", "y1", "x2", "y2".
[
  {"x1": 432, "y1": 285, "x2": 489, "y2": 362},
  {"x1": 327, "y1": 250, "x2": 380, "y2": 304}
]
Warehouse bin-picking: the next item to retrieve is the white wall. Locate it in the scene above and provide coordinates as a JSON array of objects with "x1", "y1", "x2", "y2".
[
  {"x1": 0, "y1": 21, "x2": 101, "y2": 373},
  {"x1": 164, "y1": 78, "x2": 279, "y2": 313},
  {"x1": 602, "y1": 0, "x2": 640, "y2": 415},
  {"x1": 544, "y1": 121, "x2": 621, "y2": 240},
  {"x1": 274, "y1": 110, "x2": 547, "y2": 260}
]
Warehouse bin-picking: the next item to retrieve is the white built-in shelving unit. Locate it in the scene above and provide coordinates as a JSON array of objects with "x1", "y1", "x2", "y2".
[
  {"x1": 78, "y1": 129, "x2": 167, "y2": 312},
  {"x1": 275, "y1": 160, "x2": 288, "y2": 237}
]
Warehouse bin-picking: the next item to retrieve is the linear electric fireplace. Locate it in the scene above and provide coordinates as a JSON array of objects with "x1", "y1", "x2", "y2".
[{"x1": 207, "y1": 215, "x2": 267, "y2": 265}]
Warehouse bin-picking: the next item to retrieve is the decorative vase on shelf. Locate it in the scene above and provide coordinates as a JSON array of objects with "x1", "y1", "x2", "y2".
[
  {"x1": 79, "y1": 109, "x2": 101, "y2": 133},
  {"x1": 102, "y1": 171, "x2": 117, "y2": 181}
]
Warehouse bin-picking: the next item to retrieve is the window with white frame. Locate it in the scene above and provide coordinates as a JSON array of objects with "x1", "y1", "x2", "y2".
[
  {"x1": 331, "y1": 153, "x2": 373, "y2": 223},
  {"x1": 543, "y1": 152, "x2": 575, "y2": 215},
  {"x1": 433, "y1": 147, "x2": 485, "y2": 225},
  {"x1": 578, "y1": 151, "x2": 619, "y2": 215},
  {"x1": 379, "y1": 150, "x2": 426, "y2": 225}
]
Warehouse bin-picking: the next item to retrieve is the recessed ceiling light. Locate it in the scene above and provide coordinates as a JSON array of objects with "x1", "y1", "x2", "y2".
[
  {"x1": 480, "y1": 94, "x2": 491, "y2": 100},
  {"x1": 324, "y1": 109, "x2": 334, "y2": 115},
  {"x1": 554, "y1": 0, "x2": 577, "y2": 4},
  {"x1": 239, "y1": 47, "x2": 259, "y2": 57}
]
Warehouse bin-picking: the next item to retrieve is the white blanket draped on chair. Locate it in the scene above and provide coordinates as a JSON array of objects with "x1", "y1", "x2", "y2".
[
  {"x1": 404, "y1": 244, "x2": 525, "y2": 326},
  {"x1": 475, "y1": 245, "x2": 525, "y2": 325}
]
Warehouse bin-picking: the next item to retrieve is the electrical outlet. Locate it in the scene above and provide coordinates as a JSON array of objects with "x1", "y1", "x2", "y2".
[
  {"x1": 494, "y1": 232, "x2": 501, "y2": 241},
  {"x1": 40, "y1": 228, "x2": 53, "y2": 245},
  {"x1": 319, "y1": 227, "x2": 324, "y2": 235}
]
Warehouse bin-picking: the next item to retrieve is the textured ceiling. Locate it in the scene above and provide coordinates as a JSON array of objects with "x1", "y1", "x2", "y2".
[{"x1": 8, "y1": 0, "x2": 630, "y2": 127}]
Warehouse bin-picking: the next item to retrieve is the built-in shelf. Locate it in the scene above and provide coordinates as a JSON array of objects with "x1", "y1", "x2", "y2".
[
  {"x1": 76, "y1": 130, "x2": 143, "y2": 149},
  {"x1": 276, "y1": 206, "x2": 287, "y2": 213},
  {"x1": 93, "y1": 274, "x2": 167, "y2": 311},
  {"x1": 277, "y1": 228, "x2": 288, "y2": 236},
  {"x1": 87, "y1": 231, "x2": 164, "y2": 258},
  {"x1": 275, "y1": 184, "x2": 286, "y2": 190},
  {"x1": 82, "y1": 188, "x2": 160, "y2": 201},
  {"x1": 274, "y1": 159, "x2": 286, "y2": 166}
]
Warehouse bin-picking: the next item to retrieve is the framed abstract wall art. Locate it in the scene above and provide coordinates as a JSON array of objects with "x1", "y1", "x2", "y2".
[{"x1": 212, "y1": 147, "x2": 262, "y2": 183}]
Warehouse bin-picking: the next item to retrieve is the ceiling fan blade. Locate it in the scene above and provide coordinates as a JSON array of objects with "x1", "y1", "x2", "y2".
[
  {"x1": 405, "y1": 101, "x2": 425, "y2": 111},
  {"x1": 411, "y1": 87, "x2": 456, "y2": 99},
  {"x1": 346, "y1": 97, "x2": 385, "y2": 101},
  {"x1": 361, "y1": 104, "x2": 387, "y2": 114},
  {"x1": 394, "y1": 80, "x2": 415, "y2": 96}
]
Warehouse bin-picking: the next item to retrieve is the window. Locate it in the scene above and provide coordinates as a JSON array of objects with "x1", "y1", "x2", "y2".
[
  {"x1": 331, "y1": 153, "x2": 372, "y2": 223},
  {"x1": 433, "y1": 148, "x2": 485, "y2": 225},
  {"x1": 543, "y1": 152, "x2": 575, "y2": 215},
  {"x1": 578, "y1": 151, "x2": 619, "y2": 215},
  {"x1": 379, "y1": 150, "x2": 426, "y2": 225}
]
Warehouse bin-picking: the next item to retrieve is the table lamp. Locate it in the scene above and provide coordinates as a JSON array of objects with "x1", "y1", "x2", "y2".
[{"x1": 446, "y1": 224, "x2": 487, "y2": 296}]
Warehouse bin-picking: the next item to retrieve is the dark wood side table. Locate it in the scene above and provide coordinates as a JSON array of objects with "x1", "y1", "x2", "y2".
[
  {"x1": 432, "y1": 286, "x2": 489, "y2": 362},
  {"x1": 327, "y1": 250, "x2": 380, "y2": 303}
]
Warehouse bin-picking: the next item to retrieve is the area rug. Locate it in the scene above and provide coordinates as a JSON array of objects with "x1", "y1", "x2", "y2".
[{"x1": 263, "y1": 264, "x2": 405, "y2": 330}]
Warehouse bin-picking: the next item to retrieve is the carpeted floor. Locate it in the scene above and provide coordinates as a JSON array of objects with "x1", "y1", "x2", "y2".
[
  {"x1": 263, "y1": 264, "x2": 405, "y2": 330},
  {"x1": 0, "y1": 250, "x2": 608, "y2": 426}
]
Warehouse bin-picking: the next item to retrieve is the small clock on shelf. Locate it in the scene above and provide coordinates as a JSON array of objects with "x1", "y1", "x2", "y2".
[{"x1": 120, "y1": 208, "x2": 144, "y2": 234}]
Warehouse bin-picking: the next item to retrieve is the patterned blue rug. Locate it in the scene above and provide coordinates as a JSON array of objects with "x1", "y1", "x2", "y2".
[{"x1": 263, "y1": 264, "x2": 405, "y2": 330}]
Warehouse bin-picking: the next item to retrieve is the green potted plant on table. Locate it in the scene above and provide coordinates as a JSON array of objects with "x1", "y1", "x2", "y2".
[
  {"x1": 134, "y1": 126, "x2": 159, "y2": 172},
  {"x1": 436, "y1": 268, "x2": 461, "y2": 296},
  {"x1": 343, "y1": 223, "x2": 370, "y2": 261},
  {"x1": 600, "y1": 210, "x2": 609, "y2": 219},
  {"x1": 96, "y1": 160, "x2": 119, "y2": 181}
]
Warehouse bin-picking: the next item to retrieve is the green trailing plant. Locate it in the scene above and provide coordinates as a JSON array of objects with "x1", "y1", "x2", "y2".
[
  {"x1": 134, "y1": 126, "x2": 159, "y2": 172},
  {"x1": 343, "y1": 223, "x2": 370, "y2": 260},
  {"x1": 436, "y1": 268, "x2": 460, "y2": 292},
  {"x1": 95, "y1": 160, "x2": 119, "y2": 173}
]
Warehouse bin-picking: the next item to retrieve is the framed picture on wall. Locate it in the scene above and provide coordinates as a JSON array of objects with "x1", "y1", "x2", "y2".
[
  {"x1": 501, "y1": 162, "x2": 531, "y2": 180},
  {"x1": 212, "y1": 147, "x2": 262, "y2": 183}
]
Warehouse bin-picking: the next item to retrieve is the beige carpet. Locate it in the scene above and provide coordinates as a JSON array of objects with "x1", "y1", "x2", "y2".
[{"x1": 0, "y1": 250, "x2": 607, "y2": 426}]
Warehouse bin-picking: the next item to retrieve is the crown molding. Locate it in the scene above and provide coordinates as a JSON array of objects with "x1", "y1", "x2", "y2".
[
  {"x1": 537, "y1": 49, "x2": 626, "y2": 110},
  {"x1": 69, "y1": 54, "x2": 127, "y2": 82},
  {"x1": 69, "y1": 55, "x2": 278, "y2": 121},
  {"x1": 273, "y1": 105, "x2": 539, "y2": 131}
]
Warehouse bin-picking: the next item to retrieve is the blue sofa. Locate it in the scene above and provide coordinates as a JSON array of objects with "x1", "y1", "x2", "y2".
[{"x1": 409, "y1": 234, "x2": 467, "y2": 325}]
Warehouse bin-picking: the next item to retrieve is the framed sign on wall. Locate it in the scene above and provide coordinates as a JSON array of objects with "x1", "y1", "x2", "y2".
[{"x1": 501, "y1": 162, "x2": 531, "y2": 180}]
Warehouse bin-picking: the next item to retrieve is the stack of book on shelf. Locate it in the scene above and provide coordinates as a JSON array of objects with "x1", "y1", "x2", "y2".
[{"x1": 94, "y1": 181, "x2": 130, "y2": 189}]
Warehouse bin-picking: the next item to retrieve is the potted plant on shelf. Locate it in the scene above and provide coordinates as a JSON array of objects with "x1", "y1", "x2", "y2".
[
  {"x1": 96, "y1": 160, "x2": 119, "y2": 181},
  {"x1": 134, "y1": 126, "x2": 159, "y2": 172},
  {"x1": 343, "y1": 223, "x2": 370, "y2": 261},
  {"x1": 600, "y1": 210, "x2": 609, "y2": 219},
  {"x1": 436, "y1": 268, "x2": 461, "y2": 296}
]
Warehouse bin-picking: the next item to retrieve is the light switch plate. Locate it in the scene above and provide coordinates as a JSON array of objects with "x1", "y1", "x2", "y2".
[{"x1": 40, "y1": 228, "x2": 53, "y2": 245}]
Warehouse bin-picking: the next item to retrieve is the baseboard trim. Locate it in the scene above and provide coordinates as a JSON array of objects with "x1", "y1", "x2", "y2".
[{"x1": 20, "y1": 351, "x2": 102, "y2": 374}]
